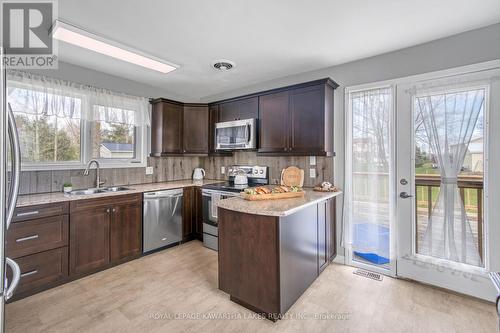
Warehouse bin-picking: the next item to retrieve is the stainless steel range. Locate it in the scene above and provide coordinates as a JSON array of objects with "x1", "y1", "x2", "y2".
[{"x1": 201, "y1": 165, "x2": 269, "y2": 251}]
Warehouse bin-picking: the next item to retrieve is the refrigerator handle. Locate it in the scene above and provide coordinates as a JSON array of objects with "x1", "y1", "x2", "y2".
[
  {"x1": 4, "y1": 257, "x2": 20, "y2": 301},
  {"x1": 6, "y1": 103, "x2": 20, "y2": 230}
]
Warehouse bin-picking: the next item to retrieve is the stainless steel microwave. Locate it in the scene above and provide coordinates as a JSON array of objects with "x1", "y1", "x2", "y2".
[{"x1": 215, "y1": 118, "x2": 256, "y2": 150}]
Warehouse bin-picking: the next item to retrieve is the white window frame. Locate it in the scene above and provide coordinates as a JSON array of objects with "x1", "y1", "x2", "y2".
[{"x1": 10, "y1": 83, "x2": 148, "y2": 171}]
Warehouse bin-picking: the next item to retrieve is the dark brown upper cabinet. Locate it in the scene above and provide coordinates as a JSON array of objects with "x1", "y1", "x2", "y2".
[
  {"x1": 150, "y1": 99, "x2": 209, "y2": 156},
  {"x1": 257, "y1": 79, "x2": 337, "y2": 156},
  {"x1": 218, "y1": 96, "x2": 258, "y2": 122},
  {"x1": 183, "y1": 104, "x2": 209, "y2": 154},
  {"x1": 150, "y1": 99, "x2": 183, "y2": 156},
  {"x1": 258, "y1": 91, "x2": 290, "y2": 154}
]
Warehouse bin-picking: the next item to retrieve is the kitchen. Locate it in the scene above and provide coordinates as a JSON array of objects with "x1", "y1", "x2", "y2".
[{"x1": 1, "y1": 1, "x2": 500, "y2": 332}]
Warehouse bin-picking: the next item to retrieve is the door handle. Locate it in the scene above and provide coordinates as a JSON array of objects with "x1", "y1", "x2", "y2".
[
  {"x1": 7, "y1": 103, "x2": 21, "y2": 230},
  {"x1": 399, "y1": 192, "x2": 413, "y2": 199},
  {"x1": 4, "y1": 257, "x2": 21, "y2": 301}
]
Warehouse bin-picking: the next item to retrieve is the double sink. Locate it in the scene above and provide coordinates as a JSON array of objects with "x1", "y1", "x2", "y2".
[{"x1": 68, "y1": 186, "x2": 131, "y2": 196}]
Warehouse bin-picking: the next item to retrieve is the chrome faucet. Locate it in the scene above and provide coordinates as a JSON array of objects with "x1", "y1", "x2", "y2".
[{"x1": 84, "y1": 159, "x2": 105, "y2": 189}]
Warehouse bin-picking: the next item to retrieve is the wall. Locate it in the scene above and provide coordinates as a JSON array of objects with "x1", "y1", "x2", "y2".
[
  {"x1": 203, "y1": 152, "x2": 333, "y2": 187},
  {"x1": 19, "y1": 157, "x2": 202, "y2": 195},
  {"x1": 21, "y1": 152, "x2": 333, "y2": 194}
]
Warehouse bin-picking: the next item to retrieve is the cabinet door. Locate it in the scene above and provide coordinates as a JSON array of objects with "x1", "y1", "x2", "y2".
[
  {"x1": 69, "y1": 207, "x2": 110, "y2": 276},
  {"x1": 237, "y1": 97, "x2": 258, "y2": 120},
  {"x1": 183, "y1": 105, "x2": 209, "y2": 154},
  {"x1": 162, "y1": 102, "x2": 184, "y2": 154},
  {"x1": 327, "y1": 198, "x2": 337, "y2": 260},
  {"x1": 150, "y1": 101, "x2": 165, "y2": 156},
  {"x1": 290, "y1": 85, "x2": 325, "y2": 153},
  {"x1": 318, "y1": 200, "x2": 328, "y2": 273},
  {"x1": 218, "y1": 101, "x2": 240, "y2": 122},
  {"x1": 258, "y1": 91, "x2": 290, "y2": 153},
  {"x1": 194, "y1": 187, "x2": 203, "y2": 240},
  {"x1": 209, "y1": 105, "x2": 219, "y2": 152},
  {"x1": 182, "y1": 187, "x2": 194, "y2": 240},
  {"x1": 110, "y1": 203, "x2": 142, "y2": 262}
]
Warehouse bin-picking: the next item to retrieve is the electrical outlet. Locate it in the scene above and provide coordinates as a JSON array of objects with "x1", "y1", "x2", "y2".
[
  {"x1": 309, "y1": 156, "x2": 316, "y2": 166},
  {"x1": 145, "y1": 166, "x2": 154, "y2": 175},
  {"x1": 221, "y1": 166, "x2": 225, "y2": 174},
  {"x1": 309, "y1": 168, "x2": 316, "y2": 178}
]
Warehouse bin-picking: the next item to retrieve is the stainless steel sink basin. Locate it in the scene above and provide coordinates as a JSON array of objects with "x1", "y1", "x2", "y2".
[
  {"x1": 68, "y1": 186, "x2": 130, "y2": 196},
  {"x1": 103, "y1": 186, "x2": 130, "y2": 192},
  {"x1": 69, "y1": 188, "x2": 107, "y2": 195}
]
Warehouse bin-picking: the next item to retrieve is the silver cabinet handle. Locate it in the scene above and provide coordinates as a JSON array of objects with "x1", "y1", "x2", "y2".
[
  {"x1": 106, "y1": 208, "x2": 110, "y2": 213},
  {"x1": 112, "y1": 208, "x2": 116, "y2": 213},
  {"x1": 7, "y1": 103, "x2": 21, "y2": 230},
  {"x1": 16, "y1": 210, "x2": 39, "y2": 217},
  {"x1": 16, "y1": 234, "x2": 39, "y2": 243},
  {"x1": 4, "y1": 257, "x2": 20, "y2": 301},
  {"x1": 20, "y1": 270, "x2": 38, "y2": 278}
]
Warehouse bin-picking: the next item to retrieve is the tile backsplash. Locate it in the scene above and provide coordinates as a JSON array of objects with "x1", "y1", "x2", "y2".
[
  {"x1": 19, "y1": 152, "x2": 334, "y2": 195},
  {"x1": 202, "y1": 152, "x2": 333, "y2": 187}
]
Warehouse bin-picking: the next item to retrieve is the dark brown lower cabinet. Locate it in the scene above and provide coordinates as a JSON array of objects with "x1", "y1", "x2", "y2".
[
  {"x1": 110, "y1": 202, "x2": 142, "y2": 263},
  {"x1": 69, "y1": 206, "x2": 110, "y2": 275},
  {"x1": 182, "y1": 186, "x2": 203, "y2": 241},
  {"x1": 194, "y1": 187, "x2": 203, "y2": 240},
  {"x1": 218, "y1": 197, "x2": 337, "y2": 320},
  {"x1": 10, "y1": 247, "x2": 68, "y2": 295},
  {"x1": 69, "y1": 194, "x2": 142, "y2": 277},
  {"x1": 183, "y1": 187, "x2": 194, "y2": 241}
]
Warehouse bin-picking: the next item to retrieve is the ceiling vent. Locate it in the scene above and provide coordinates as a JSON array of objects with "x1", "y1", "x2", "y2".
[{"x1": 212, "y1": 60, "x2": 235, "y2": 71}]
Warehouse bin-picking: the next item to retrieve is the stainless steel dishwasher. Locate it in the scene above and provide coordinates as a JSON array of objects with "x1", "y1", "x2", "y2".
[{"x1": 143, "y1": 188, "x2": 183, "y2": 253}]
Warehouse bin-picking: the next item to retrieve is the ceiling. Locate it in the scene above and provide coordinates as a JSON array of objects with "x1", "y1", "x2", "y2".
[{"x1": 57, "y1": 0, "x2": 500, "y2": 101}]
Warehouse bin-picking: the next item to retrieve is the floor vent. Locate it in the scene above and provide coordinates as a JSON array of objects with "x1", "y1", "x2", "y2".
[{"x1": 353, "y1": 269, "x2": 383, "y2": 281}]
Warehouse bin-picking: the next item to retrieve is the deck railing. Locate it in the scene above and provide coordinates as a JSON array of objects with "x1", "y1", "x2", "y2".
[{"x1": 415, "y1": 174, "x2": 484, "y2": 259}]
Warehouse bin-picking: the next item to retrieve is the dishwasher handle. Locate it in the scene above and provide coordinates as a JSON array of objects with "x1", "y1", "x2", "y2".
[{"x1": 144, "y1": 191, "x2": 183, "y2": 199}]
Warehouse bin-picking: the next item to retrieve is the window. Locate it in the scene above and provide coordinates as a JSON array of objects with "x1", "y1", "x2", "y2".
[
  {"x1": 7, "y1": 71, "x2": 150, "y2": 170},
  {"x1": 8, "y1": 85, "x2": 83, "y2": 165},
  {"x1": 91, "y1": 106, "x2": 137, "y2": 160}
]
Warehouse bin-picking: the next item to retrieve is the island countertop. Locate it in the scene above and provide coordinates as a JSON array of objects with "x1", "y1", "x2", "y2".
[{"x1": 217, "y1": 189, "x2": 342, "y2": 217}]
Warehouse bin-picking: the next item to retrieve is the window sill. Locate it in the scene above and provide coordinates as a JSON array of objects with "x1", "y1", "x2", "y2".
[{"x1": 20, "y1": 161, "x2": 147, "y2": 171}]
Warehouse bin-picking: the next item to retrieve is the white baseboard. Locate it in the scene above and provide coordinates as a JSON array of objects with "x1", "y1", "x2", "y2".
[{"x1": 332, "y1": 254, "x2": 346, "y2": 265}]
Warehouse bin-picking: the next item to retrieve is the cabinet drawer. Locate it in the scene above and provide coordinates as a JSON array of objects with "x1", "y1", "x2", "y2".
[
  {"x1": 13, "y1": 202, "x2": 69, "y2": 222},
  {"x1": 7, "y1": 215, "x2": 69, "y2": 259},
  {"x1": 10, "y1": 247, "x2": 68, "y2": 295},
  {"x1": 70, "y1": 194, "x2": 142, "y2": 213}
]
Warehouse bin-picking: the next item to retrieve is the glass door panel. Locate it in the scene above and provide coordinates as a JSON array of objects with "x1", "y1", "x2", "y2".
[
  {"x1": 414, "y1": 88, "x2": 485, "y2": 267},
  {"x1": 346, "y1": 87, "x2": 395, "y2": 272}
]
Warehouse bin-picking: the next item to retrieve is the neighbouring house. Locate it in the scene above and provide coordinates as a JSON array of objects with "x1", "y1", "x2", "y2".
[
  {"x1": 463, "y1": 137, "x2": 484, "y2": 173},
  {"x1": 99, "y1": 142, "x2": 134, "y2": 158}
]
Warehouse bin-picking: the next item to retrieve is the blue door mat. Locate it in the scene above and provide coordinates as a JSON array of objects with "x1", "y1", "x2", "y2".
[{"x1": 353, "y1": 223, "x2": 390, "y2": 265}]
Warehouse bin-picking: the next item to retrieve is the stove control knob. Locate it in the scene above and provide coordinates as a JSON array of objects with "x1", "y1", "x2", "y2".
[{"x1": 259, "y1": 170, "x2": 263, "y2": 174}]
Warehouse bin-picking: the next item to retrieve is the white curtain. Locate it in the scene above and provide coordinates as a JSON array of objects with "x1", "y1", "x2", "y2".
[
  {"x1": 6, "y1": 70, "x2": 150, "y2": 126},
  {"x1": 416, "y1": 88, "x2": 484, "y2": 266},
  {"x1": 345, "y1": 87, "x2": 393, "y2": 266}
]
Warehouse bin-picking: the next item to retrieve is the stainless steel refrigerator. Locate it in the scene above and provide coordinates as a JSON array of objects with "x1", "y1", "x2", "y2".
[{"x1": 0, "y1": 47, "x2": 22, "y2": 332}]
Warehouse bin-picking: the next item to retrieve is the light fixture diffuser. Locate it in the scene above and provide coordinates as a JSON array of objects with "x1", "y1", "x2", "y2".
[{"x1": 52, "y1": 20, "x2": 177, "y2": 74}]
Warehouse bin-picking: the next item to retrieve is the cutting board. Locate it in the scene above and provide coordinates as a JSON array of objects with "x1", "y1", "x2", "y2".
[
  {"x1": 241, "y1": 191, "x2": 305, "y2": 201},
  {"x1": 280, "y1": 166, "x2": 304, "y2": 187}
]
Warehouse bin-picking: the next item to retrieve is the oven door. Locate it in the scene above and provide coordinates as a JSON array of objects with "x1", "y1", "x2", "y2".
[
  {"x1": 202, "y1": 190, "x2": 237, "y2": 227},
  {"x1": 215, "y1": 119, "x2": 256, "y2": 150}
]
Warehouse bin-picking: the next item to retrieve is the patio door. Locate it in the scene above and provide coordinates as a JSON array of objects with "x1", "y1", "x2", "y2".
[{"x1": 396, "y1": 70, "x2": 499, "y2": 301}]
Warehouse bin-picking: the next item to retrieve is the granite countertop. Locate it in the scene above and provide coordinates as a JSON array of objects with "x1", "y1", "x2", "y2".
[
  {"x1": 16, "y1": 179, "x2": 224, "y2": 207},
  {"x1": 217, "y1": 189, "x2": 342, "y2": 217}
]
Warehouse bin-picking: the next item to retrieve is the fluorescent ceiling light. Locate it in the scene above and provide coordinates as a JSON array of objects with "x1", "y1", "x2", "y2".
[{"x1": 52, "y1": 20, "x2": 177, "y2": 74}]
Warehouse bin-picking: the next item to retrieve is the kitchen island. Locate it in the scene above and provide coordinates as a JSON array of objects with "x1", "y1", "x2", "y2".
[{"x1": 217, "y1": 189, "x2": 342, "y2": 320}]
